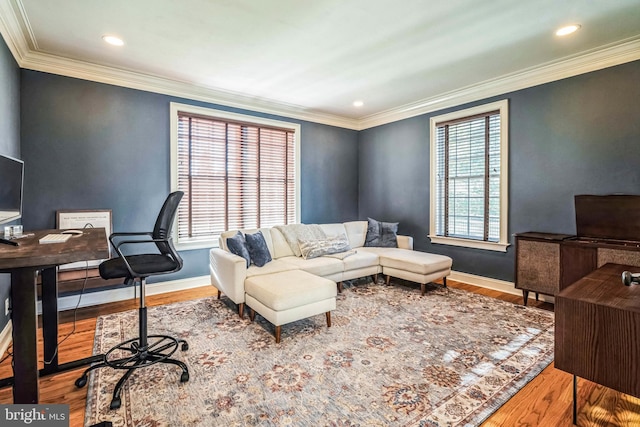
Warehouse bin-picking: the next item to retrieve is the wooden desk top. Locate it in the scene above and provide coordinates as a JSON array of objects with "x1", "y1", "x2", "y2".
[
  {"x1": 557, "y1": 263, "x2": 640, "y2": 313},
  {"x1": 0, "y1": 228, "x2": 109, "y2": 270}
]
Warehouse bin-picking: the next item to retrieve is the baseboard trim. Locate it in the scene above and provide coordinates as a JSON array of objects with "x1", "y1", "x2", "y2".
[
  {"x1": 0, "y1": 320, "x2": 12, "y2": 359},
  {"x1": 37, "y1": 275, "x2": 211, "y2": 314},
  {"x1": 35, "y1": 269, "x2": 551, "y2": 314},
  {"x1": 449, "y1": 270, "x2": 555, "y2": 304}
]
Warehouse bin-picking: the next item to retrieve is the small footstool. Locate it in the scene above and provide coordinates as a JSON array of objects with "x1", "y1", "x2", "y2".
[
  {"x1": 245, "y1": 270, "x2": 337, "y2": 343},
  {"x1": 378, "y1": 249, "x2": 453, "y2": 295}
]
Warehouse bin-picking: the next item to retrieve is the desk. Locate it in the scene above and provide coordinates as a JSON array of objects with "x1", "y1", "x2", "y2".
[
  {"x1": 0, "y1": 228, "x2": 109, "y2": 403},
  {"x1": 555, "y1": 263, "x2": 640, "y2": 423}
]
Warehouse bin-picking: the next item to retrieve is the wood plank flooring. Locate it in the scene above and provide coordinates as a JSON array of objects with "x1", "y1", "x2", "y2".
[{"x1": 0, "y1": 280, "x2": 638, "y2": 426}]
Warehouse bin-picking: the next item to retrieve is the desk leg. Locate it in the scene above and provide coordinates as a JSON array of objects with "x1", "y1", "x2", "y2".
[
  {"x1": 10, "y1": 268, "x2": 39, "y2": 403},
  {"x1": 41, "y1": 267, "x2": 59, "y2": 375}
]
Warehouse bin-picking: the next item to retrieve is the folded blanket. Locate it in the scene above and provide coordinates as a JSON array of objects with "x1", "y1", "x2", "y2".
[
  {"x1": 274, "y1": 224, "x2": 326, "y2": 257},
  {"x1": 298, "y1": 234, "x2": 352, "y2": 260}
]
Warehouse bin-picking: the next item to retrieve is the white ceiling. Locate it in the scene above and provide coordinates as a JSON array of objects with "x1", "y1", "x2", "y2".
[{"x1": 1, "y1": 0, "x2": 640, "y2": 129}]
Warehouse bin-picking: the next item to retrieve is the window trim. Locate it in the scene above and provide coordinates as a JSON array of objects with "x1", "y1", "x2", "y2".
[
  {"x1": 170, "y1": 102, "x2": 301, "y2": 251},
  {"x1": 428, "y1": 99, "x2": 510, "y2": 252}
]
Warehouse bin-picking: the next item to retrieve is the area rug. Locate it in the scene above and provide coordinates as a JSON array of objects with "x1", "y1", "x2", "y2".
[{"x1": 84, "y1": 280, "x2": 554, "y2": 427}]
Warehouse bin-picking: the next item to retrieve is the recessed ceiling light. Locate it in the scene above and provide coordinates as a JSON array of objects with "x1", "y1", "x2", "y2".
[
  {"x1": 555, "y1": 24, "x2": 581, "y2": 36},
  {"x1": 102, "y1": 35, "x2": 124, "y2": 46},
  {"x1": 353, "y1": 100, "x2": 364, "y2": 107}
]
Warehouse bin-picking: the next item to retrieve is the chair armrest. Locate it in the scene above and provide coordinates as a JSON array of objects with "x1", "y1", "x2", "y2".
[
  {"x1": 397, "y1": 235, "x2": 414, "y2": 250},
  {"x1": 110, "y1": 234, "x2": 181, "y2": 278},
  {"x1": 108, "y1": 231, "x2": 153, "y2": 252},
  {"x1": 209, "y1": 248, "x2": 248, "y2": 304}
]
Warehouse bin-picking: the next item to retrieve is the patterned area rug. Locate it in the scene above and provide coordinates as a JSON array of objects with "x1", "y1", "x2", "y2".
[{"x1": 84, "y1": 280, "x2": 554, "y2": 426}]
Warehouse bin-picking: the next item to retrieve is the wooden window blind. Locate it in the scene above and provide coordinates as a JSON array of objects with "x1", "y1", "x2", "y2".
[
  {"x1": 434, "y1": 110, "x2": 501, "y2": 242},
  {"x1": 176, "y1": 113, "x2": 296, "y2": 242}
]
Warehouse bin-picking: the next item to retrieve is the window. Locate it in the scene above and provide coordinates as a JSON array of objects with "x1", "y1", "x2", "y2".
[
  {"x1": 429, "y1": 100, "x2": 509, "y2": 252},
  {"x1": 170, "y1": 103, "x2": 300, "y2": 250}
]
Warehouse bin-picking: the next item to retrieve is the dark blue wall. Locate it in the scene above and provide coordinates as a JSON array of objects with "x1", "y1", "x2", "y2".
[
  {"x1": 20, "y1": 70, "x2": 359, "y2": 283},
  {"x1": 13, "y1": 53, "x2": 640, "y2": 288},
  {"x1": 0, "y1": 36, "x2": 21, "y2": 330},
  {"x1": 359, "y1": 60, "x2": 640, "y2": 282}
]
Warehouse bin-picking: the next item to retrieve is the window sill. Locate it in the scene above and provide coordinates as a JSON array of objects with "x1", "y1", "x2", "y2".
[
  {"x1": 428, "y1": 235, "x2": 510, "y2": 252},
  {"x1": 175, "y1": 238, "x2": 218, "y2": 251}
]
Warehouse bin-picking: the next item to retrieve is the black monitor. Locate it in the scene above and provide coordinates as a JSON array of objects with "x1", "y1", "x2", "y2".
[{"x1": 0, "y1": 154, "x2": 24, "y2": 225}]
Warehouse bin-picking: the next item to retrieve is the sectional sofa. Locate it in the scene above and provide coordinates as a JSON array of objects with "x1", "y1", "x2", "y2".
[{"x1": 209, "y1": 220, "x2": 453, "y2": 323}]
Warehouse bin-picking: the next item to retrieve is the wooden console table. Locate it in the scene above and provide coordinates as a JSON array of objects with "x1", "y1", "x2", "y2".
[
  {"x1": 555, "y1": 263, "x2": 640, "y2": 424},
  {"x1": 515, "y1": 232, "x2": 640, "y2": 305}
]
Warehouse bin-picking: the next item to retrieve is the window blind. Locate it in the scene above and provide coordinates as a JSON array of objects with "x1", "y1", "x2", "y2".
[
  {"x1": 176, "y1": 113, "x2": 296, "y2": 241},
  {"x1": 434, "y1": 111, "x2": 501, "y2": 242}
]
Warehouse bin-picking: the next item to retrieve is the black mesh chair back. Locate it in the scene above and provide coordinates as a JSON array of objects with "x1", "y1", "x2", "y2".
[
  {"x1": 153, "y1": 191, "x2": 183, "y2": 257},
  {"x1": 98, "y1": 191, "x2": 184, "y2": 281}
]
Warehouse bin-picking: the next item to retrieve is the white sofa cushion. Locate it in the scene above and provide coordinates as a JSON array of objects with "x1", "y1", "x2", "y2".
[
  {"x1": 280, "y1": 255, "x2": 344, "y2": 277},
  {"x1": 344, "y1": 221, "x2": 367, "y2": 248},
  {"x1": 246, "y1": 259, "x2": 297, "y2": 277},
  {"x1": 319, "y1": 223, "x2": 348, "y2": 238},
  {"x1": 245, "y1": 270, "x2": 337, "y2": 311},
  {"x1": 269, "y1": 228, "x2": 295, "y2": 259},
  {"x1": 341, "y1": 250, "x2": 379, "y2": 271},
  {"x1": 377, "y1": 248, "x2": 453, "y2": 274}
]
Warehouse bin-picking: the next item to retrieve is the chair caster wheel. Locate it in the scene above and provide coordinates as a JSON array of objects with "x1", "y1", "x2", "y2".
[
  {"x1": 181, "y1": 342, "x2": 189, "y2": 351},
  {"x1": 110, "y1": 397, "x2": 121, "y2": 410},
  {"x1": 180, "y1": 371, "x2": 189, "y2": 382},
  {"x1": 75, "y1": 376, "x2": 87, "y2": 388}
]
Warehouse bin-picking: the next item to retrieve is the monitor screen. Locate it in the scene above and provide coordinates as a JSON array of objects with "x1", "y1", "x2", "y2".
[{"x1": 0, "y1": 154, "x2": 24, "y2": 225}]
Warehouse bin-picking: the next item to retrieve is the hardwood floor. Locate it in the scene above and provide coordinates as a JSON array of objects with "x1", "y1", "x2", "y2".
[{"x1": 0, "y1": 280, "x2": 638, "y2": 426}]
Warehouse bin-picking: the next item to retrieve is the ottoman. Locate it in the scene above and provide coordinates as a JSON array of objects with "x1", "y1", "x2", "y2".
[
  {"x1": 245, "y1": 270, "x2": 337, "y2": 343},
  {"x1": 378, "y1": 249, "x2": 453, "y2": 295}
]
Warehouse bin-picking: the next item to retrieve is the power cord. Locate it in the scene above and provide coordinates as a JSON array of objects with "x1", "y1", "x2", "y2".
[
  {"x1": 43, "y1": 259, "x2": 90, "y2": 365},
  {"x1": 43, "y1": 223, "x2": 96, "y2": 365}
]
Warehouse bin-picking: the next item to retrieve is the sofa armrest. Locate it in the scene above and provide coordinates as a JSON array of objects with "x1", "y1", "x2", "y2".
[
  {"x1": 397, "y1": 235, "x2": 414, "y2": 250},
  {"x1": 209, "y1": 248, "x2": 248, "y2": 304}
]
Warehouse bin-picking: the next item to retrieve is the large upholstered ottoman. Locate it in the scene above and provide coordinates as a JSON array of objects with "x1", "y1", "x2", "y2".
[
  {"x1": 378, "y1": 249, "x2": 453, "y2": 295},
  {"x1": 245, "y1": 270, "x2": 337, "y2": 343}
]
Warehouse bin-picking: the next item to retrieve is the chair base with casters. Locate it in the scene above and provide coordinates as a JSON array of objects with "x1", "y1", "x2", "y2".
[
  {"x1": 74, "y1": 191, "x2": 189, "y2": 410},
  {"x1": 75, "y1": 278, "x2": 190, "y2": 410}
]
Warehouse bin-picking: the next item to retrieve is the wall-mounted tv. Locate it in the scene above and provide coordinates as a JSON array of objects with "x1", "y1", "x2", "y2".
[{"x1": 0, "y1": 154, "x2": 24, "y2": 225}]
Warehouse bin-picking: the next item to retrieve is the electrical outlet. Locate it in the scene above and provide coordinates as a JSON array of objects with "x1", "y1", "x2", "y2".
[{"x1": 4, "y1": 298, "x2": 8, "y2": 316}]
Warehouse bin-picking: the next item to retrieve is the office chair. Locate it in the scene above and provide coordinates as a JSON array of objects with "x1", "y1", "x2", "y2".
[{"x1": 75, "y1": 191, "x2": 189, "y2": 410}]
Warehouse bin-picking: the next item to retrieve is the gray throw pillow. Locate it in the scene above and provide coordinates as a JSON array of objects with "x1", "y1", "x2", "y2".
[
  {"x1": 226, "y1": 231, "x2": 250, "y2": 268},
  {"x1": 245, "y1": 231, "x2": 272, "y2": 267},
  {"x1": 365, "y1": 217, "x2": 398, "y2": 248}
]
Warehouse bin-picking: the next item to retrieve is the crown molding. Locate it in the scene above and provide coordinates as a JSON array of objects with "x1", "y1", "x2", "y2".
[
  {"x1": 356, "y1": 36, "x2": 640, "y2": 130},
  {"x1": 1, "y1": 0, "x2": 639, "y2": 132},
  {"x1": 19, "y1": 49, "x2": 360, "y2": 130}
]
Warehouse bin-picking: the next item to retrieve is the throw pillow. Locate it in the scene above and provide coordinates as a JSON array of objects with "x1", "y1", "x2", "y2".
[
  {"x1": 364, "y1": 217, "x2": 398, "y2": 248},
  {"x1": 226, "y1": 231, "x2": 250, "y2": 268},
  {"x1": 298, "y1": 234, "x2": 351, "y2": 260},
  {"x1": 245, "y1": 231, "x2": 272, "y2": 267}
]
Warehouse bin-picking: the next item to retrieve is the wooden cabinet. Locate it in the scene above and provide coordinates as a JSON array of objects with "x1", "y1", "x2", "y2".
[
  {"x1": 516, "y1": 231, "x2": 640, "y2": 305},
  {"x1": 515, "y1": 232, "x2": 573, "y2": 305}
]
